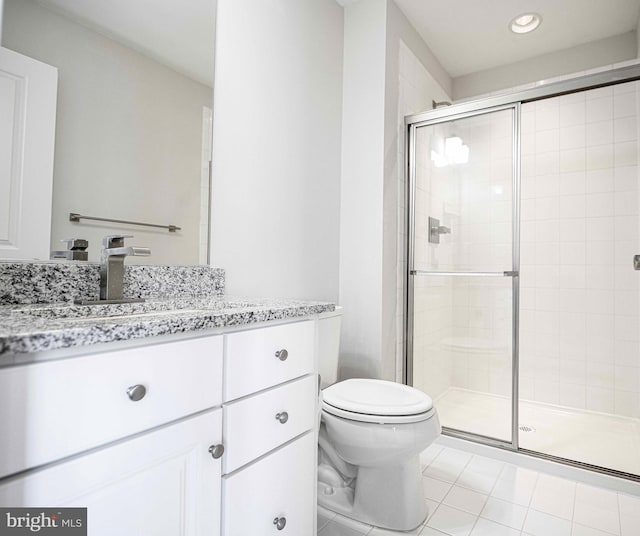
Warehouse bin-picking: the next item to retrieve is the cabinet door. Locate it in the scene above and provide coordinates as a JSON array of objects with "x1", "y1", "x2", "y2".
[
  {"x1": 222, "y1": 431, "x2": 315, "y2": 536},
  {"x1": 0, "y1": 410, "x2": 222, "y2": 536}
]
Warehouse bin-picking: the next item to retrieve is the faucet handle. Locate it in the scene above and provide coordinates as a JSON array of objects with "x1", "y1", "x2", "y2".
[
  {"x1": 61, "y1": 238, "x2": 88, "y2": 251},
  {"x1": 130, "y1": 247, "x2": 151, "y2": 256},
  {"x1": 102, "y1": 234, "x2": 134, "y2": 248}
]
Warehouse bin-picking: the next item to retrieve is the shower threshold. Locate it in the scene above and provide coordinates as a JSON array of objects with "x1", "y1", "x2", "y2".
[{"x1": 435, "y1": 388, "x2": 640, "y2": 476}]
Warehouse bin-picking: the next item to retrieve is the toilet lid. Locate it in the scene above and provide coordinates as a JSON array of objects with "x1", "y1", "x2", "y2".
[{"x1": 322, "y1": 379, "x2": 433, "y2": 416}]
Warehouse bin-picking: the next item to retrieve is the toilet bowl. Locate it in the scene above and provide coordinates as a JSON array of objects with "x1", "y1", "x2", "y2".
[
  {"x1": 317, "y1": 309, "x2": 441, "y2": 531},
  {"x1": 318, "y1": 379, "x2": 441, "y2": 530}
]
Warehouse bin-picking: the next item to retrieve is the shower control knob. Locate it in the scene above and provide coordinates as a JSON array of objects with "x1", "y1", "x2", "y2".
[
  {"x1": 273, "y1": 517, "x2": 286, "y2": 530},
  {"x1": 275, "y1": 349, "x2": 288, "y2": 361},
  {"x1": 126, "y1": 384, "x2": 146, "y2": 402},
  {"x1": 208, "y1": 444, "x2": 224, "y2": 459},
  {"x1": 275, "y1": 411, "x2": 289, "y2": 424}
]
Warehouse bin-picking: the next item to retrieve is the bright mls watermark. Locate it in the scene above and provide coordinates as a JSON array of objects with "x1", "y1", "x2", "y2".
[{"x1": 0, "y1": 508, "x2": 86, "y2": 535}]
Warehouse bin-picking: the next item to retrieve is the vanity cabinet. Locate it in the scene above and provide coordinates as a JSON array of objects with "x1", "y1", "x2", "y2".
[{"x1": 0, "y1": 318, "x2": 319, "y2": 535}]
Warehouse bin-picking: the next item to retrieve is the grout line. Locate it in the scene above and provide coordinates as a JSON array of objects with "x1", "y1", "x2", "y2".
[{"x1": 617, "y1": 491, "x2": 622, "y2": 536}]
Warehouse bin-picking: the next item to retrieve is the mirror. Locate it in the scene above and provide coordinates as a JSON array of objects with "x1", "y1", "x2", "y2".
[{"x1": 1, "y1": 0, "x2": 216, "y2": 264}]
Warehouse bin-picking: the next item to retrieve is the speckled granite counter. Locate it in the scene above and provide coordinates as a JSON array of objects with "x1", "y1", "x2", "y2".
[
  {"x1": 0, "y1": 296, "x2": 335, "y2": 359},
  {"x1": 0, "y1": 262, "x2": 335, "y2": 360}
]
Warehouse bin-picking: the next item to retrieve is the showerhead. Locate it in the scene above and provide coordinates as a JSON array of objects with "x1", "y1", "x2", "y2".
[{"x1": 432, "y1": 100, "x2": 452, "y2": 109}]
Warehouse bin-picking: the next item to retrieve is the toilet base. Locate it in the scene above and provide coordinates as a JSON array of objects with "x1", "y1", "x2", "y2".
[{"x1": 317, "y1": 455, "x2": 428, "y2": 531}]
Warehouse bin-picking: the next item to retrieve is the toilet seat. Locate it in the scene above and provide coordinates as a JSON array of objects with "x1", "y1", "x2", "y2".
[{"x1": 322, "y1": 379, "x2": 435, "y2": 424}]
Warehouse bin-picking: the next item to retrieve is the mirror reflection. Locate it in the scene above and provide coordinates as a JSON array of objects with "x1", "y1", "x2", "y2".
[{"x1": 1, "y1": 0, "x2": 216, "y2": 264}]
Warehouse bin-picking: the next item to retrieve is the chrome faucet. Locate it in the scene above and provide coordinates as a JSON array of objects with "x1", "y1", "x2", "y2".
[
  {"x1": 51, "y1": 238, "x2": 89, "y2": 261},
  {"x1": 100, "y1": 234, "x2": 151, "y2": 301}
]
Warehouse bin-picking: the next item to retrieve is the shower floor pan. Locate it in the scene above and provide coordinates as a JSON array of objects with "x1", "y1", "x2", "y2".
[{"x1": 435, "y1": 387, "x2": 640, "y2": 476}]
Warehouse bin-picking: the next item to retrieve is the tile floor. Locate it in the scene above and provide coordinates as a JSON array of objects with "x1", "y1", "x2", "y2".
[{"x1": 317, "y1": 443, "x2": 640, "y2": 536}]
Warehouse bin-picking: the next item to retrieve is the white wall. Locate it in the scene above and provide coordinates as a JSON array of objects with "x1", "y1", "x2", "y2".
[
  {"x1": 339, "y1": 0, "x2": 451, "y2": 381},
  {"x1": 454, "y1": 32, "x2": 637, "y2": 100},
  {"x1": 210, "y1": 0, "x2": 343, "y2": 302},
  {"x1": 2, "y1": 0, "x2": 211, "y2": 264},
  {"x1": 339, "y1": 0, "x2": 387, "y2": 379}
]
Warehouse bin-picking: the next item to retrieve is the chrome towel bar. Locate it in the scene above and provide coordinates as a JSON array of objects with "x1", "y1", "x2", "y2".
[{"x1": 69, "y1": 213, "x2": 181, "y2": 232}]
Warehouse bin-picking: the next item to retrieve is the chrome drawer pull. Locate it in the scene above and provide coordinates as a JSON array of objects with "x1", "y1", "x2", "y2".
[
  {"x1": 273, "y1": 517, "x2": 286, "y2": 530},
  {"x1": 126, "y1": 384, "x2": 146, "y2": 402},
  {"x1": 275, "y1": 349, "x2": 288, "y2": 361},
  {"x1": 208, "y1": 444, "x2": 224, "y2": 459},
  {"x1": 275, "y1": 411, "x2": 289, "y2": 424}
]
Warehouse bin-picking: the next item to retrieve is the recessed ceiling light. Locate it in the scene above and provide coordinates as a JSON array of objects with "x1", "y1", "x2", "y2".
[{"x1": 510, "y1": 13, "x2": 542, "y2": 34}]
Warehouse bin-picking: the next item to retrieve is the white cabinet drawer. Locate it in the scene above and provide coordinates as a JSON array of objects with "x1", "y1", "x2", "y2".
[
  {"x1": 0, "y1": 335, "x2": 223, "y2": 479},
  {"x1": 222, "y1": 431, "x2": 315, "y2": 536},
  {"x1": 224, "y1": 320, "x2": 314, "y2": 401},
  {"x1": 223, "y1": 374, "x2": 317, "y2": 473}
]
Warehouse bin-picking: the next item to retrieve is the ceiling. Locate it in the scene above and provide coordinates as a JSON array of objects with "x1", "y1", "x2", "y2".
[
  {"x1": 393, "y1": 0, "x2": 640, "y2": 78},
  {"x1": 34, "y1": 0, "x2": 215, "y2": 87},
  {"x1": 27, "y1": 0, "x2": 640, "y2": 85}
]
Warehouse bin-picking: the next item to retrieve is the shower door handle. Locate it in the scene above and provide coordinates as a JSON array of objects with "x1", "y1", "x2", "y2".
[{"x1": 634, "y1": 255, "x2": 640, "y2": 270}]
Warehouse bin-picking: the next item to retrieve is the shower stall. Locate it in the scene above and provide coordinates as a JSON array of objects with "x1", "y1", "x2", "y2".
[{"x1": 406, "y1": 64, "x2": 640, "y2": 478}]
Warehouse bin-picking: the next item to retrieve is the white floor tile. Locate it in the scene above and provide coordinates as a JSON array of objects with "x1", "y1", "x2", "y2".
[
  {"x1": 465, "y1": 456, "x2": 505, "y2": 479},
  {"x1": 419, "y1": 527, "x2": 449, "y2": 536},
  {"x1": 318, "y1": 519, "x2": 371, "y2": 536},
  {"x1": 491, "y1": 467, "x2": 539, "y2": 507},
  {"x1": 572, "y1": 522, "x2": 620, "y2": 536},
  {"x1": 424, "y1": 449, "x2": 473, "y2": 483},
  {"x1": 480, "y1": 496, "x2": 527, "y2": 530},
  {"x1": 318, "y1": 505, "x2": 337, "y2": 532},
  {"x1": 574, "y1": 484, "x2": 620, "y2": 535},
  {"x1": 575, "y1": 484, "x2": 619, "y2": 512},
  {"x1": 573, "y1": 506, "x2": 620, "y2": 536},
  {"x1": 421, "y1": 444, "x2": 445, "y2": 470},
  {"x1": 620, "y1": 515, "x2": 640, "y2": 536},
  {"x1": 442, "y1": 485, "x2": 488, "y2": 516},
  {"x1": 369, "y1": 524, "x2": 422, "y2": 535},
  {"x1": 426, "y1": 499, "x2": 440, "y2": 521},
  {"x1": 321, "y1": 514, "x2": 372, "y2": 535},
  {"x1": 423, "y1": 475, "x2": 454, "y2": 502},
  {"x1": 456, "y1": 467, "x2": 499, "y2": 495},
  {"x1": 470, "y1": 518, "x2": 521, "y2": 536},
  {"x1": 529, "y1": 474, "x2": 576, "y2": 520},
  {"x1": 523, "y1": 509, "x2": 572, "y2": 536},
  {"x1": 427, "y1": 504, "x2": 479, "y2": 536}
]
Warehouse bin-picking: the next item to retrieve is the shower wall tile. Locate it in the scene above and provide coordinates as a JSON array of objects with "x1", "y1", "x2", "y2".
[{"x1": 520, "y1": 80, "x2": 640, "y2": 420}]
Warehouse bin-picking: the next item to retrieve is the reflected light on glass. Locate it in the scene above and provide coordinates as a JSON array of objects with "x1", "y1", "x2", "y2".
[{"x1": 431, "y1": 136, "x2": 469, "y2": 167}]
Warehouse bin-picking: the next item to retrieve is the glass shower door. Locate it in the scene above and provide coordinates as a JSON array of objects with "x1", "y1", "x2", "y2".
[{"x1": 408, "y1": 106, "x2": 519, "y2": 446}]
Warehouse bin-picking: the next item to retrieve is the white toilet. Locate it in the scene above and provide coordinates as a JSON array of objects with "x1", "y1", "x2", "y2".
[{"x1": 317, "y1": 308, "x2": 441, "y2": 531}]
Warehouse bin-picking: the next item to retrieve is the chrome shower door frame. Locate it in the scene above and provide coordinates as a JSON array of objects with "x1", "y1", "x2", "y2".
[
  {"x1": 404, "y1": 63, "x2": 640, "y2": 458},
  {"x1": 406, "y1": 102, "x2": 521, "y2": 451}
]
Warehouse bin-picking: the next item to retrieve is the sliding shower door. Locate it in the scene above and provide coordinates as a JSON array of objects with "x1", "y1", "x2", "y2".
[{"x1": 408, "y1": 106, "x2": 519, "y2": 446}]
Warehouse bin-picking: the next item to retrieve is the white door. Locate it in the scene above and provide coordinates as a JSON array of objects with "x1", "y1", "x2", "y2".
[
  {"x1": 0, "y1": 410, "x2": 223, "y2": 536},
  {"x1": 0, "y1": 47, "x2": 57, "y2": 260}
]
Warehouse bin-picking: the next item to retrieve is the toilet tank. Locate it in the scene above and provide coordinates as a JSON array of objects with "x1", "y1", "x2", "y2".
[{"x1": 317, "y1": 306, "x2": 343, "y2": 389}]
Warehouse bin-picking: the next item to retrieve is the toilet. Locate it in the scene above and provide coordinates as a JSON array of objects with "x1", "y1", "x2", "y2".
[{"x1": 317, "y1": 308, "x2": 441, "y2": 531}]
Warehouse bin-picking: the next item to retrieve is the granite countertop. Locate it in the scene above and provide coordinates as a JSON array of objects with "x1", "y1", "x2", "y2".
[{"x1": 0, "y1": 297, "x2": 335, "y2": 358}]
